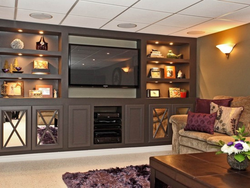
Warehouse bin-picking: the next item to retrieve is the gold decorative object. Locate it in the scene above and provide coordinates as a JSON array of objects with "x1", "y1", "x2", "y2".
[
  {"x1": 1, "y1": 81, "x2": 9, "y2": 98},
  {"x1": 29, "y1": 90, "x2": 43, "y2": 98},
  {"x1": 167, "y1": 50, "x2": 183, "y2": 59},
  {"x1": 2, "y1": 60, "x2": 9, "y2": 73}
]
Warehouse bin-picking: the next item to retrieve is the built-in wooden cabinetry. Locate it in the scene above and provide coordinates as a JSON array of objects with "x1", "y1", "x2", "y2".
[
  {"x1": 0, "y1": 28, "x2": 62, "y2": 98},
  {"x1": 0, "y1": 19, "x2": 196, "y2": 156}
]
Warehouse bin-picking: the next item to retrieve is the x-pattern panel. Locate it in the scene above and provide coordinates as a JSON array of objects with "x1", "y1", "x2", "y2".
[
  {"x1": 3, "y1": 110, "x2": 26, "y2": 148},
  {"x1": 37, "y1": 110, "x2": 58, "y2": 145},
  {"x1": 153, "y1": 108, "x2": 168, "y2": 138}
]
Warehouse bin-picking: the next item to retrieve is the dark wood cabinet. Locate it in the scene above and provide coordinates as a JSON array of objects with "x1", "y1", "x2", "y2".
[
  {"x1": 124, "y1": 104, "x2": 145, "y2": 144},
  {"x1": 0, "y1": 19, "x2": 197, "y2": 155},
  {"x1": 32, "y1": 105, "x2": 63, "y2": 150},
  {"x1": 148, "y1": 104, "x2": 172, "y2": 143},
  {"x1": 68, "y1": 105, "x2": 91, "y2": 148},
  {"x1": 0, "y1": 106, "x2": 31, "y2": 153}
]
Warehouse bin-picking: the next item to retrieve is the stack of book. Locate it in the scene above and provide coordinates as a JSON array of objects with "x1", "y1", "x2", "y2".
[{"x1": 147, "y1": 49, "x2": 164, "y2": 58}]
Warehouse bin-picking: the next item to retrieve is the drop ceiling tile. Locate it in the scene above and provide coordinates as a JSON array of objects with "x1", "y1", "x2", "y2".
[
  {"x1": 101, "y1": 20, "x2": 148, "y2": 32},
  {"x1": 18, "y1": 0, "x2": 77, "y2": 14},
  {"x1": 220, "y1": 7, "x2": 250, "y2": 22},
  {"x1": 138, "y1": 24, "x2": 185, "y2": 36},
  {"x1": 114, "y1": 8, "x2": 172, "y2": 24},
  {"x1": 0, "y1": 7, "x2": 14, "y2": 20},
  {"x1": 62, "y1": 15, "x2": 109, "y2": 29},
  {"x1": 158, "y1": 14, "x2": 211, "y2": 27},
  {"x1": 133, "y1": 0, "x2": 201, "y2": 13},
  {"x1": 218, "y1": 0, "x2": 250, "y2": 5},
  {"x1": 172, "y1": 18, "x2": 245, "y2": 38},
  {"x1": 180, "y1": 0, "x2": 248, "y2": 18},
  {"x1": 80, "y1": 0, "x2": 139, "y2": 7},
  {"x1": 0, "y1": 0, "x2": 15, "y2": 7},
  {"x1": 70, "y1": 1, "x2": 127, "y2": 19},
  {"x1": 16, "y1": 9, "x2": 65, "y2": 24}
]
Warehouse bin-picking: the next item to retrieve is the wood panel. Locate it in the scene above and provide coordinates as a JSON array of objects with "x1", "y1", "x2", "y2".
[{"x1": 68, "y1": 105, "x2": 91, "y2": 148}]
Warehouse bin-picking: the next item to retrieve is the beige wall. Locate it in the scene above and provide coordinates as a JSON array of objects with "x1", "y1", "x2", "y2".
[{"x1": 197, "y1": 23, "x2": 250, "y2": 99}]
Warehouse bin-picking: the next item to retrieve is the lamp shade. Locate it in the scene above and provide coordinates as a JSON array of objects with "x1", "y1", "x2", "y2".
[{"x1": 216, "y1": 44, "x2": 235, "y2": 54}]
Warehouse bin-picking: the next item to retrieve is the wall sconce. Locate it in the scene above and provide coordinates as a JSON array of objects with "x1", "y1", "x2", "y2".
[
  {"x1": 216, "y1": 44, "x2": 235, "y2": 58},
  {"x1": 122, "y1": 67, "x2": 130, "y2": 73}
]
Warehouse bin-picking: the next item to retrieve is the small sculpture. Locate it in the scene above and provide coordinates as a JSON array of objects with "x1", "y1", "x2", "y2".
[
  {"x1": 167, "y1": 50, "x2": 183, "y2": 59},
  {"x1": 53, "y1": 89, "x2": 57, "y2": 98},
  {"x1": 10, "y1": 39, "x2": 24, "y2": 49},
  {"x1": 177, "y1": 70, "x2": 183, "y2": 79},
  {"x1": 36, "y1": 37, "x2": 48, "y2": 50},
  {"x1": 13, "y1": 58, "x2": 22, "y2": 72},
  {"x1": 1, "y1": 81, "x2": 9, "y2": 98},
  {"x1": 2, "y1": 60, "x2": 9, "y2": 73}
]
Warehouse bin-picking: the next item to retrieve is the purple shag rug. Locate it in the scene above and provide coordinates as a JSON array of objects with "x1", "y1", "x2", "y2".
[{"x1": 62, "y1": 164, "x2": 150, "y2": 188}]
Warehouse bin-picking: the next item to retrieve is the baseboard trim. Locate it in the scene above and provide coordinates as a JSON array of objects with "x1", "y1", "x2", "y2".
[{"x1": 0, "y1": 145, "x2": 172, "y2": 163}]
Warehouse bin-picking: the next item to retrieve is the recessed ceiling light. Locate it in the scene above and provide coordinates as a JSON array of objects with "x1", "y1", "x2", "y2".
[
  {"x1": 29, "y1": 13, "x2": 53, "y2": 20},
  {"x1": 187, "y1": 31, "x2": 205, "y2": 35},
  {"x1": 155, "y1": 41, "x2": 159, "y2": 44},
  {"x1": 169, "y1": 42, "x2": 173, "y2": 45},
  {"x1": 18, "y1": 29, "x2": 23, "y2": 32},
  {"x1": 117, "y1": 23, "x2": 137, "y2": 28},
  {"x1": 39, "y1": 31, "x2": 44, "y2": 34}
]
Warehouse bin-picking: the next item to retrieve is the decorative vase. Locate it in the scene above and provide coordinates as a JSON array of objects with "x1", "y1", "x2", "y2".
[
  {"x1": 227, "y1": 154, "x2": 249, "y2": 170},
  {"x1": 180, "y1": 92, "x2": 186, "y2": 98}
]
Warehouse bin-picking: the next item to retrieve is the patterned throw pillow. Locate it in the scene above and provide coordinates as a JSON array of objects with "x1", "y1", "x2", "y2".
[
  {"x1": 184, "y1": 111, "x2": 217, "y2": 134},
  {"x1": 210, "y1": 102, "x2": 244, "y2": 135},
  {"x1": 195, "y1": 98, "x2": 233, "y2": 114}
]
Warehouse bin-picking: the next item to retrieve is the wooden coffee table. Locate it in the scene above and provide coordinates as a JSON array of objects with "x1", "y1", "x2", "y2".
[{"x1": 150, "y1": 152, "x2": 250, "y2": 188}]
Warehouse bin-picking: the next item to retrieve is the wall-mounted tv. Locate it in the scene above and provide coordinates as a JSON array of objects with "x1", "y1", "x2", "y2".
[{"x1": 69, "y1": 44, "x2": 139, "y2": 88}]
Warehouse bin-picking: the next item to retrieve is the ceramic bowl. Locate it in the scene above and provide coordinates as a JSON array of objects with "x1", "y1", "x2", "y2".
[
  {"x1": 2, "y1": 69, "x2": 9, "y2": 73},
  {"x1": 15, "y1": 67, "x2": 22, "y2": 71}
]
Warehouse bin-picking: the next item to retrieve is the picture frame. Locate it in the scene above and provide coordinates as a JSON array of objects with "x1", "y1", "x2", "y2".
[
  {"x1": 164, "y1": 66, "x2": 176, "y2": 79},
  {"x1": 148, "y1": 68, "x2": 162, "y2": 78},
  {"x1": 33, "y1": 60, "x2": 49, "y2": 69},
  {"x1": 6, "y1": 81, "x2": 24, "y2": 98},
  {"x1": 29, "y1": 90, "x2": 43, "y2": 98},
  {"x1": 147, "y1": 89, "x2": 160, "y2": 98},
  {"x1": 169, "y1": 87, "x2": 180, "y2": 98},
  {"x1": 35, "y1": 85, "x2": 53, "y2": 98}
]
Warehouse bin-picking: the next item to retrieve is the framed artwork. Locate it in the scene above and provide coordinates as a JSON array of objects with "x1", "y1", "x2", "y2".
[
  {"x1": 147, "y1": 89, "x2": 160, "y2": 98},
  {"x1": 35, "y1": 85, "x2": 53, "y2": 98},
  {"x1": 6, "y1": 81, "x2": 24, "y2": 98},
  {"x1": 34, "y1": 60, "x2": 49, "y2": 69},
  {"x1": 29, "y1": 90, "x2": 43, "y2": 98},
  {"x1": 149, "y1": 68, "x2": 162, "y2": 78},
  {"x1": 164, "y1": 66, "x2": 176, "y2": 79},
  {"x1": 169, "y1": 87, "x2": 180, "y2": 98}
]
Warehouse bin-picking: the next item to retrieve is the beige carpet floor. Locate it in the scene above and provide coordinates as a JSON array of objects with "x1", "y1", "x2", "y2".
[{"x1": 0, "y1": 150, "x2": 172, "y2": 188}]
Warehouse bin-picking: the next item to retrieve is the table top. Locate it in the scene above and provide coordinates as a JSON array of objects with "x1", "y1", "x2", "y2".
[{"x1": 150, "y1": 152, "x2": 250, "y2": 188}]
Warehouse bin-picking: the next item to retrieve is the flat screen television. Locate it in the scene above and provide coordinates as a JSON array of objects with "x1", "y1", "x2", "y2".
[{"x1": 69, "y1": 44, "x2": 139, "y2": 88}]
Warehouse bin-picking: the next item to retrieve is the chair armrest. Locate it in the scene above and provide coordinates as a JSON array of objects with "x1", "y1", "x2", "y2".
[{"x1": 169, "y1": 114, "x2": 188, "y2": 154}]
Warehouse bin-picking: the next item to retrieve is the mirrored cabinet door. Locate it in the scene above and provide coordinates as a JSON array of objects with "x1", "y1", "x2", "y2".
[
  {"x1": 0, "y1": 106, "x2": 31, "y2": 152},
  {"x1": 32, "y1": 106, "x2": 63, "y2": 150},
  {"x1": 149, "y1": 104, "x2": 172, "y2": 143}
]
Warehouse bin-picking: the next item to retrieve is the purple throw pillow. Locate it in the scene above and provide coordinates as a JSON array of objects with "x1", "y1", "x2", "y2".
[
  {"x1": 184, "y1": 111, "x2": 217, "y2": 134},
  {"x1": 195, "y1": 98, "x2": 233, "y2": 114}
]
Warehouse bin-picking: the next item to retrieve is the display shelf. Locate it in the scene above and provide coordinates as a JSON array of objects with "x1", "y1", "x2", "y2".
[
  {"x1": 0, "y1": 73, "x2": 61, "y2": 80},
  {"x1": 147, "y1": 58, "x2": 189, "y2": 64},
  {"x1": 146, "y1": 78, "x2": 190, "y2": 83},
  {"x1": 0, "y1": 47, "x2": 61, "y2": 57}
]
